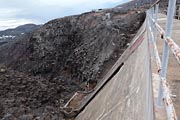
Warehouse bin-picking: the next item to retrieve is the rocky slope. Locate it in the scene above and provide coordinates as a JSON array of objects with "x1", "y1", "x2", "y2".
[
  {"x1": 117, "y1": 0, "x2": 149, "y2": 9},
  {"x1": 0, "y1": 7, "x2": 146, "y2": 120}
]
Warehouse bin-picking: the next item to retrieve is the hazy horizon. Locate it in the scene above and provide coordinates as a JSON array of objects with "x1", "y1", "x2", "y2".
[{"x1": 0, "y1": 0, "x2": 130, "y2": 31}]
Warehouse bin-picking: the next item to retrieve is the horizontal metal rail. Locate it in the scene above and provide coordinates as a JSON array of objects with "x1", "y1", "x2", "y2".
[
  {"x1": 148, "y1": 14, "x2": 165, "y2": 36},
  {"x1": 149, "y1": 14, "x2": 180, "y2": 66},
  {"x1": 166, "y1": 37, "x2": 180, "y2": 65},
  {"x1": 147, "y1": 0, "x2": 178, "y2": 119},
  {"x1": 161, "y1": 77, "x2": 177, "y2": 120},
  {"x1": 148, "y1": 24, "x2": 162, "y2": 72},
  {"x1": 151, "y1": 0, "x2": 162, "y2": 8}
]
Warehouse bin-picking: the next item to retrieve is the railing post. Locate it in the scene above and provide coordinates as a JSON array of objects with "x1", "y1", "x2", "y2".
[
  {"x1": 178, "y1": 5, "x2": 180, "y2": 20},
  {"x1": 154, "y1": 4, "x2": 159, "y2": 44},
  {"x1": 157, "y1": 0, "x2": 177, "y2": 106},
  {"x1": 150, "y1": 7, "x2": 154, "y2": 42},
  {"x1": 152, "y1": 4, "x2": 159, "y2": 59},
  {"x1": 146, "y1": 19, "x2": 153, "y2": 120},
  {"x1": 147, "y1": 10, "x2": 153, "y2": 46}
]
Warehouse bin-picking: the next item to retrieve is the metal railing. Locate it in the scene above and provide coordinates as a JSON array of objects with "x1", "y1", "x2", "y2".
[
  {"x1": 147, "y1": 0, "x2": 179, "y2": 120},
  {"x1": 164, "y1": 4, "x2": 180, "y2": 20}
]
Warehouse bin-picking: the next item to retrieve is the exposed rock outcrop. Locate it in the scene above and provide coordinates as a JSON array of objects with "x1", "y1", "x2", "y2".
[{"x1": 0, "y1": 8, "x2": 145, "y2": 119}]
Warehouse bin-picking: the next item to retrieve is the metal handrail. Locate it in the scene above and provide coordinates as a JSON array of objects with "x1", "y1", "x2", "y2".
[
  {"x1": 161, "y1": 77, "x2": 177, "y2": 120},
  {"x1": 150, "y1": 0, "x2": 162, "y2": 8},
  {"x1": 166, "y1": 37, "x2": 180, "y2": 65},
  {"x1": 147, "y1": 0, "x2": 178, "y2": 120},
  {"x1": 148, "y1": 24, "x2": 162, "y2": 72},
  {"x1": 148, "y1": 13, "x2": 180, "y2": 66},
  {"x1": 148, "y1": 13, "x2": 165, "y2": 36}
]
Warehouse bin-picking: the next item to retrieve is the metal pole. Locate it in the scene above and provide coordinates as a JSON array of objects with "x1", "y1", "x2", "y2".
[
  {"x1": 178, "y1": 5, "x2": 180, "y2": 20},
  {"x1": 146, "y1": 19, "x2": 153, "y2": 120},
  {"x1": 150, "y1": 8, "x2": 153, "y2": 28},
  {"x1": 150, "y1": 8, "x2": 154, "y2": 41},
  {"x1": 151, "y1": 4, "x2": 159, "y2": 60},
  {"x1": 157, "y1": 0, "x2": 177, "y2": 106},
  {"x1": 147, "y1": 10, "x2": 153, "y2": 47},
  {"x1": 154, "y1": 4, "x2": 159, "y2": 44}
]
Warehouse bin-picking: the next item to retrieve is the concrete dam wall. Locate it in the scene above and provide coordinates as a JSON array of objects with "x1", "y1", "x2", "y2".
[{"x1": 75, "y1": 18, "x2": 154, "y2": 120}]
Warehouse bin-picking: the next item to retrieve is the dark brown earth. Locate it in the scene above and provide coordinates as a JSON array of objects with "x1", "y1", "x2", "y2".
[{"x1": 0, "y1": 7, "x2": 146, "y2": 120}]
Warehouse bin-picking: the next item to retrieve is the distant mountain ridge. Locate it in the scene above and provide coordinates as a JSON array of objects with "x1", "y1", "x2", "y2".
[
  {"x1": 0, "y1": 24, "x2": 41, "y2": 44},
  {"x1": 116, "y1": 0, "x2": 159, "y2": 10}
]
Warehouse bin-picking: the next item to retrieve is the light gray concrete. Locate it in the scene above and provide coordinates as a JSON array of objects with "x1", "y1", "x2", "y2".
[{"x1": 75, "y1": 22, "x2": 154, "y2": 120}]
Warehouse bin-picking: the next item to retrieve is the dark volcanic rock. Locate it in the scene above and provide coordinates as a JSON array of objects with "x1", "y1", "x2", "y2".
[
  {"x1": 13, "y1": 10, "x2": 145, "y2": 82},
  {"x1": 0, "y1": 8, "x2": 145, "y2": 119}
]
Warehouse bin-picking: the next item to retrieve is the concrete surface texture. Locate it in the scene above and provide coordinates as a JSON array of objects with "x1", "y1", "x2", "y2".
[
  {"x1": 75, "y1": 13, "x2": 180, "y2": 120},
  {"x1": 75, "y1": 22, "x2": 154, "y2": 120}
]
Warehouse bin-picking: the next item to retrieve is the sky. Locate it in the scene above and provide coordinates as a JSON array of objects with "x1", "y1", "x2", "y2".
[{"x1": 0, "y1": 0, "x2": 130, "y2": 31}]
